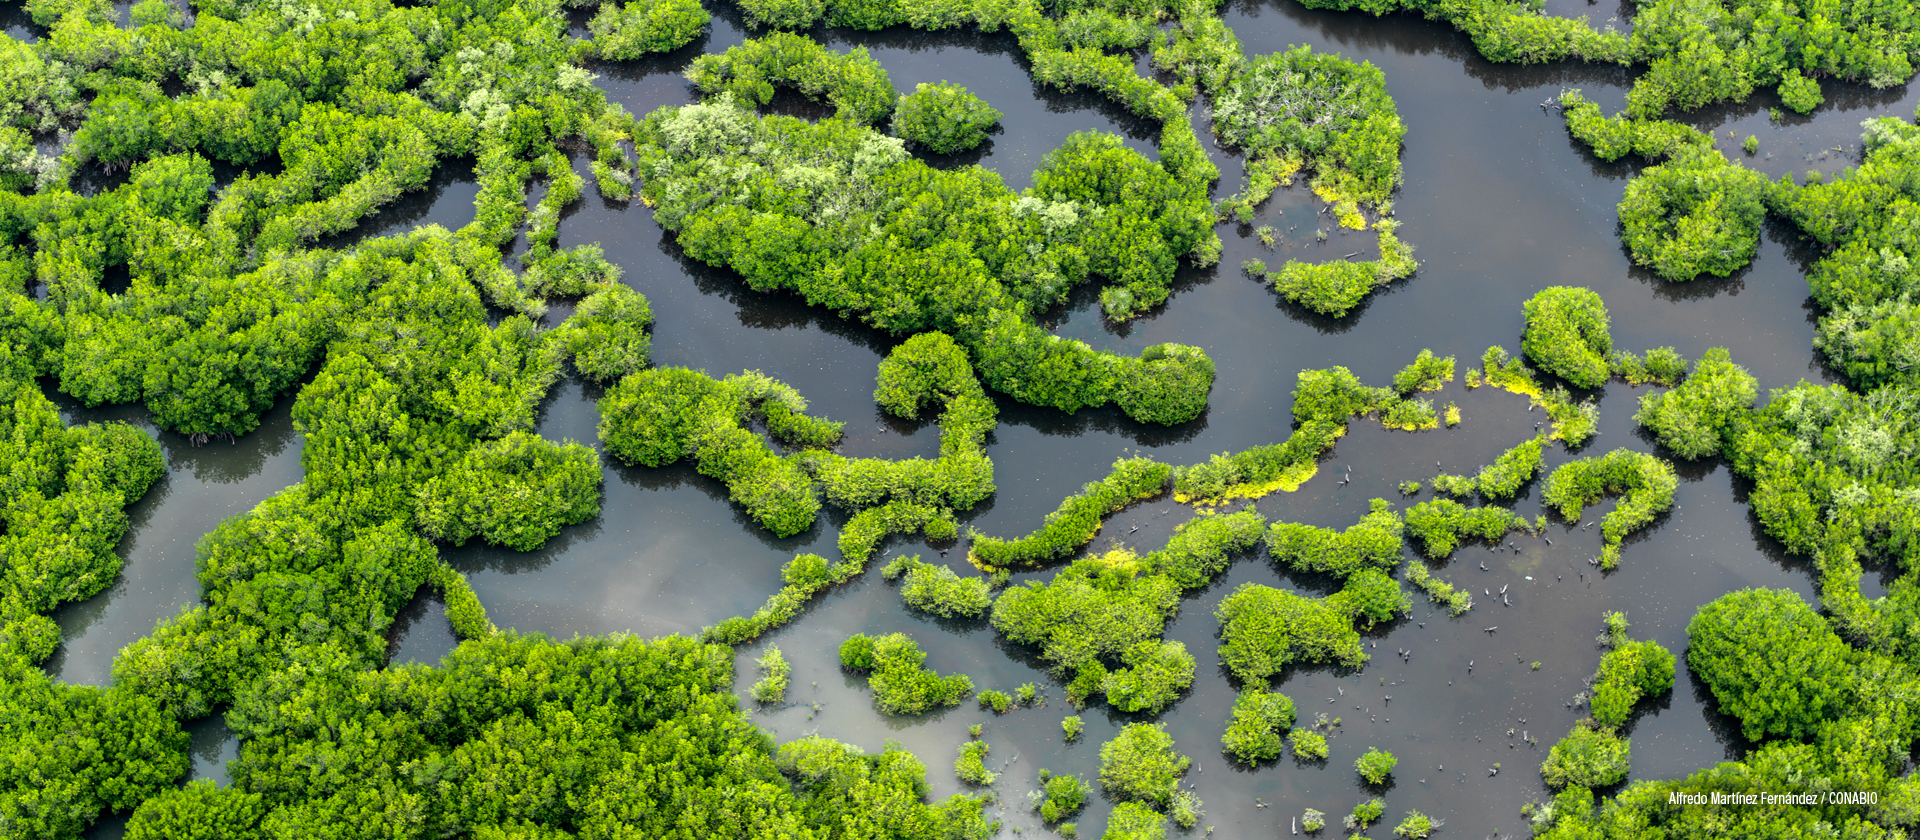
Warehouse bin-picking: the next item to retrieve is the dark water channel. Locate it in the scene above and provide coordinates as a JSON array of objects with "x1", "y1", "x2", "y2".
[{"x1": 44, "y1": 0, "x2": 1920, "y2": 836}]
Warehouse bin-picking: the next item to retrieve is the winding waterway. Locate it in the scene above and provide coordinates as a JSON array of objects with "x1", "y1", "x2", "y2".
[{"x1": 44, "y1": 0, "x2": 1920, "y2": 836}]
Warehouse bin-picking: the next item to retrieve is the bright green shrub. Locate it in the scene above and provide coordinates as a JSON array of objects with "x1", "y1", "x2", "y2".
[
  {"x1": 685, "y1": 35, "x2": 896, "y2": 123},
  {"x1": 1392, "y1": 348, "x2": 1455, "y2": 393},
  {"x1": 893, "y1": 82, "x2": 1002, "y2": 154},
  {"x1": 839, "y1": 632, "x2": 974, "y2": 714},
  {"x1": 1403, "y1": 499, "x2": 1526, "y2": 558},
  {"x1": 885, "y1": 555, "x2": 994, "y2": 618},
  {"x1": 1215, "y1": 583, "x2": 1366, "y2": 682},
  {"x1": 1101, "y1": 639, "x2": 1196, "y2": 714},
  {"x1": 553, "y1": 285, "x2": 653, "y2": 383},
  {"x1": 1098, "y1": 723, "x2": 1190, "y2": 807},
  {"x1": 1777, "y1": 69, "x2": 1823, "y2": 114},
  {"x1": 1040, "y1": 772, "x2": 1090, "y2": 822},
  {"x1": 1590, "y1": 638, "x2": 1675, "y2": 727},
  {"x1": 955, "y1": 740, "x2": 997, "y2": 784},
  {"x1": 1476, "y1": 436, "x2": 1545, "y2": 499},
  {"x1": 740, "y1": 0, "x2": 826, "y2": 29},
  {"x1": 1326, "y1": 568, "x2": 1409, "y2": 629},
  {"x1": 1541, "y1": 449, "x2": 1677, "y2": 569},
  {"x1": 1290, "y1": 728, "x2": 1328, "y2": 759},
  {"x1": 1221, "y1": 687, "x2": 1296, "y2": 763},
  {"x1": 1355, "y1": 747, "x2": 1397, "y2": 784},
  {"x1": 1618, "y1": 148, "x2": 1768, "y2": 281},
  {"x1": 1522, "y1": 286, "x2": 1612, "y2": 389},
  {"x1": 590, "y1": 0, "x2": 709, "y2": 58},
  {"x1": 1101, "y1": 802, "x2": 1167, "y2": 840},
  {"x1": 1541, "y1": 722, "x2": 1630, "y2": 789},
  {"x1": 1267, "y1": 499, "x2": 1404, "y2": 579}
]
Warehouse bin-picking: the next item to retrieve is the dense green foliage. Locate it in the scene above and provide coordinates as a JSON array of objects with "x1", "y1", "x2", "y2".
[
  {"x1": 207, "y1": 635, "x2": 994, "y2": 837},
  {"x1": 1243, "y1": 221, "x2": 1418, "y2": 317},
  {"x1": 589, "y1": 0, "x2": 709, "y2": 59},
  {"x1": 840, "y1": 632, "x2": 975, "y2": 714},
  {"x1": 637, "y1": 85, "x2": 1217, "y2": 378},
  {"x1": 1393, "y1": 810, "x2": 1439, "y2": 839},
  {"x1": 1476, "y1": 435, "x2": 1546, "y2": 500},
  {"x1": 955, "y1": 739, "x2": 997, "y2": 784},
  {"x1": 893, "y1": 82, "x2": 1002, "y2": 154},
  {"x1": 1355, "y1": 747, "x2": 1398, "y2": 784},
  {"x1": 991, "y1": 511, "x2": 1259, "y2": 710},
  {"x1": 1290, "y1": 728, "x2": 1329, "y2": 759},
  {"x1": 1632, "y1": 347, "x2": 1757, "y2": 459},
  {"x1": 599, "y1": 367, "x2": 829, "y2": 536},
  {"x1": 1542, "y1": 449, "x2": 1678, "y2": 569},
  {"x1": 1038, "y1": 771, "x2": 1090, "y2": 823},
  {"x1": 1098, "y1": 723, "x2": 1190, "y2": 809},
  {"x1": 1608, "y1": 346, "x2": 1689, "y2": 387},
  {"x1": 1392, "y1": 349, "x2": 1455, "y2": 394},
  {"x1": 1522, "y1": 287, "x2": 1613, "y2": 388},
  {"x1": 414, "y1": 431, "x2": 602, "y2": 551},
  {"x1": 1221, "y1": 687, "x2": 1297, "y2": 763},
  {"x1": 1215, "y1": 583, "x2": 1367, "y2": 682},
  {"x1": 1590, "y1": 637, "x2": 1675, "y2": 728},
  {"x1": 1474, "y1": 346, "x2": 1600, "y2": 444},
  {"x1": 884, "y1": 555, "x2": 994, "y2": 618},
  {"x1": 1619, "y1": 148, "x2": 1770, "y2": 281},
  {"x1": 1266, "y1": 498, "x2": 1404, "y2": 579},
  {"x1": 687, "y1": 35, "x2": 897, "y2": 124},
  {"x1": 1403, "y1": 498, "x2": 1528, "y2": 559},
  {"x1": 969, "y1": 457, "x2": 1169, "y2": 568},
  {"x1": 1211, "y1": 45, "x2": 1404, "y2": 210},
  {"x1": 1541, "y1": 721, "x2": 1631, "y2": 789},
  {"x1": 552, "y1": 285, "x2": 654, "y2": 383},
  {"x1": 1101, "y1": 802, "x2": 1168, "y2": 840},
  {"x1": 1347, "y1": 798, "x2": 1384, "y2": 831}
]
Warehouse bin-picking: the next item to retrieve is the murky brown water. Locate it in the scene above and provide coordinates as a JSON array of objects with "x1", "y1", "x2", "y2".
[{"x1": 41, "y1": 0, "x2": 1920, "y2": 836}]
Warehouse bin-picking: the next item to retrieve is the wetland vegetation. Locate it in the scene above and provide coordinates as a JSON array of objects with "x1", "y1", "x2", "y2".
[{"x1": 3, "y1": 0, "x2": 1919, "y2": 832}]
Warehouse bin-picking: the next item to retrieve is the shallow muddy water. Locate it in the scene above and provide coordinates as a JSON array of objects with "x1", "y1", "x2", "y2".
[{"x1": 47, "y1": 0, "x2": 1920, "y2": 836}]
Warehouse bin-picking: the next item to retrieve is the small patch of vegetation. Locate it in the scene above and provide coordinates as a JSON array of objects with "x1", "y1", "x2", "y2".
[
  {"x1": 1540, "y1": 721, "x2": 1631, "y2": 789},
  {"x1": 1522, "y1": 287, "x2": 1613, "y2": 389},
  {"x1": 1542, "y1": 449, "x2": 1678, "y2": 569},
  {"x1": 1393, "y1": 349, "x2": 1456, "y2": 393},
  {"x1": 956, "y1": 740, "x2": 997, "y2": 785},
  {"x1": 1266, "y1": 498, "x2": 1404, "y2": 579},
  {"x1": 893, "y1": 82, "x2": 1002, "y2": 154},
  {"x1": 840, "y1": 632, "x2": 974, "y2": 715},
  {"x1": 1291, "y1": 729, "x2": 1330, "y2": 760},
  {"x1": 1038, "y1": 771, "x2": 1090, "y2": 822},
  {"x1": 1221, "y1": 687, "x2": 1297, "y2": 763},
  {"x1": 1099, "y1": 723, "x2": 1191, "y2": 809},
  {"x1": 1346, "y1": 798, "x2": 1385, "y2": 831},
  {"x1": 885, "y1": 554, "x2": 995, "y2": 618},
  {"x1": 1406, "y1": 561, "x2": 1473, "y2": 615},
  {"x1": 1632, "y1": 347, "x2": 1756, "y2": 459},
  {"x1": 1404, "y1": 499, "x2": 1528, "y2": 559},
  {"x1": 752, "y1": 646, "x2": 791, "y2": 704},
  {"x1": 1355, "y1": 748, "x2": 1398, "y2": 784}
]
